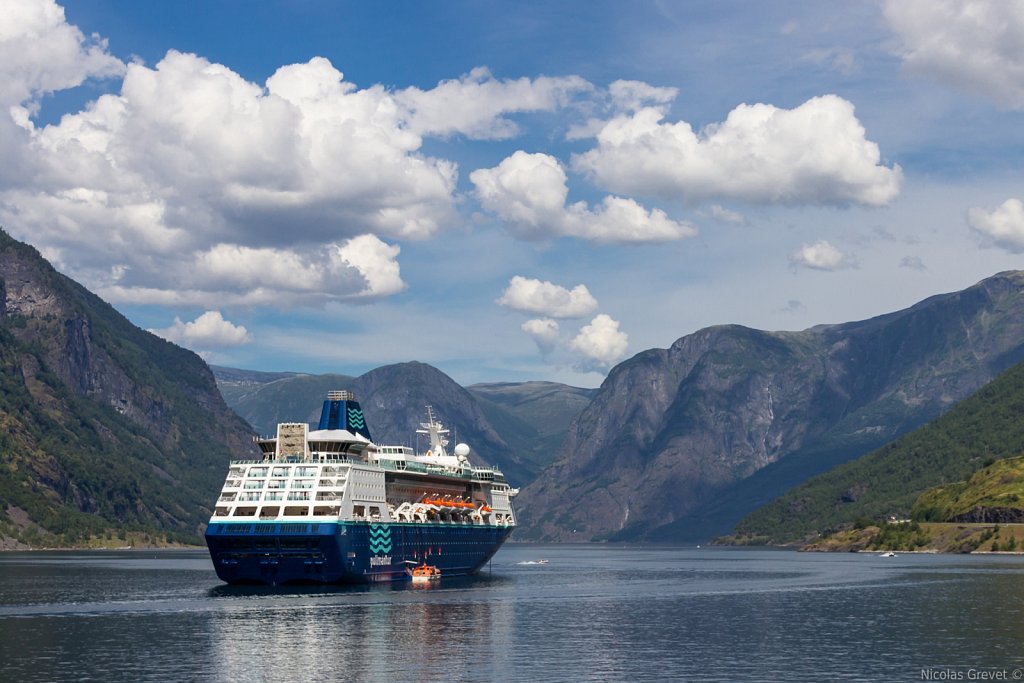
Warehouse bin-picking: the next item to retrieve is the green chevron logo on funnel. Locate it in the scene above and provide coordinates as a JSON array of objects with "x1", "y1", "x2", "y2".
[
  {"x1": 368, "y1": 524, "x2": 391, "y2": 554},
  {"x1": 347, "y1": 408, "x2": 366, "y2": 430}
]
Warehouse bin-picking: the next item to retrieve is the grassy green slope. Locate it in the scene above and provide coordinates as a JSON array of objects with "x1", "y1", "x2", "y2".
[
  {"x1": 732, "y1": 358, "x2": 1024, "y2": 543},
  {"x1": 912, "y1": 456, "x2": 1024, "y2": 522}
]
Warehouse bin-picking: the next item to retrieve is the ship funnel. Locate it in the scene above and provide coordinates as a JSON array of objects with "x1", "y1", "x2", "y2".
[{"x1": 318, "y1": 390, "x2": 372, "y2": 440}]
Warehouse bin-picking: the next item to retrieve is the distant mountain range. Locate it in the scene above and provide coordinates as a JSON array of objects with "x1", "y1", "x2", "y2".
[
  {"x1": 4, "y1": 222, "x2": 1024, "y2": 550},
  {"x1": 516, "y1": 271, "x2": 1024, "y2": 542},
  {"x1": 0, "y1": 231, "x2": 256, "y2": 548},
  {"x1": 212, "y1": 363, "x2": 595, "y2": 487}
]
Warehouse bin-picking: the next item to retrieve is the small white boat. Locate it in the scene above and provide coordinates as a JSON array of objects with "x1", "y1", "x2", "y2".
[{"x1": 880, "y1": 551, "x2": 897, "y2": 558}]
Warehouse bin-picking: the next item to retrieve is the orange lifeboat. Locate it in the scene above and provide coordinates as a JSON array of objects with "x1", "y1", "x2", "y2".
[{"x1": 410, "y1": 564, "x2": 441, "y2": 583}]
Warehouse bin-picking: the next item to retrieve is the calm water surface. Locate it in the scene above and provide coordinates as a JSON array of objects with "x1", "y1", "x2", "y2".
[{"x1": 1, "y1": 545, "x2": 1023, "y2": 682}]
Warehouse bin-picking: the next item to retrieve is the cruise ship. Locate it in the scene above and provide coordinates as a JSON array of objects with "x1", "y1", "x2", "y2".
[{"x1": 205, "y1": 391, "x2": 517, "y2": 585}]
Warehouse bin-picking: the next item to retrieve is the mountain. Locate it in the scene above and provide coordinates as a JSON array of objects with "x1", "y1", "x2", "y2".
[
  {"x1": 516, "y1": 271, "x2": 1024, "y2": 542},
  {"x1": 467, "y1": 381, "x2": 598, "y2": 476},
  {"x1": 0, "y1": 230, "x2": 257, "y2": 548},
  {"x1": 212, "y1": 368, "x2": 354, "y2": 435},
  {"x1": 212, "y1": 363, "x2": 593, "y2": 486},
  {"x1": 733, "y1": 356, "x2": 1024, "y2": 543}
]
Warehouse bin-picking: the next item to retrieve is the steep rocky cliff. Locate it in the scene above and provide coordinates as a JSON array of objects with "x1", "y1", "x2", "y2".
[
  {"x1": 0, "y1": 231, "x2": 256, "y2": 546},
  {"x1": 517, "y1": 271, "x2": 1024, "y2": 542}
]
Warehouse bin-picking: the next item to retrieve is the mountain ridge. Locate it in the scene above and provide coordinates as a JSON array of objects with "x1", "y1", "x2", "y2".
[
  {"x1": 0, "y1": 230, "x2": 257, "y2": 547},
  {"x1": 517, "y1": 271, "x2": 1024, "y2": 542}
]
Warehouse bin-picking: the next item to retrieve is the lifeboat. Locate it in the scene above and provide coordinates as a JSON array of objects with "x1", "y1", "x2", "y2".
[{"x1": 410, "y1": 564, "x2": 441, "y2": 584}]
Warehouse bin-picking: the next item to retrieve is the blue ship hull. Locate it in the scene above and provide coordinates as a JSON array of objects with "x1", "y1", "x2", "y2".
[{"x1": 206, "y1": 520, "x2": 513, "y2": 585}]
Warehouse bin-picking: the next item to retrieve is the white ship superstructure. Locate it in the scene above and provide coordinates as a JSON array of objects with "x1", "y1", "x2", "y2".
[{"x1": 206, "y1": 391, "x2": 516, "y2": 585}]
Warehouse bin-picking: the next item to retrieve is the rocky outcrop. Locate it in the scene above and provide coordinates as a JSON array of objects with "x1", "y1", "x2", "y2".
[
  {"x1": 518, "y1": 271, "x2": 1024, "y2": 542},
  {"x1": 0, "y1": 230, "x2": 257, "y2": 546}
]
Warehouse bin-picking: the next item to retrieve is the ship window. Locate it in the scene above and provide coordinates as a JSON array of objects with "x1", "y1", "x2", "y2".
[
  {"x1": 353, "y1": 505, "x2": 365, "y2": 518},
  {"x1": 272, "y1": 467, "x2": 290, "y2": 477},
  {"x1": 283, "y1": 506, "x2": 309, "y2": 516},
  {"x1": 234, "y1": 507, "x2": 257, "y2": 517},
  {"x1": 259, "y1": 507, "x2": 280, "y2": 519},
  {"x1": 248, "y1": 467, "x2": 268, "y2": 477}
]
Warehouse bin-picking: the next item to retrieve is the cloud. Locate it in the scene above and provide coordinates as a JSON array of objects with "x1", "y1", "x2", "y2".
[
  {"x1": 899, "y1": 255, "x2": 927, "y2": 271},
  {"x1": 0, "y1": 0, "x2": 124, "y2": 109},
  {"x1": 470, "y1": 151, "x2": 696, "y2": 243},
  {"x1": 968, "y1": 198, "x2": 1024, "y2": 253},
  {"x1": 884, "y1": 0, "x2": 1024, "y2": 109},
  {"x1": 788, "y1": 240, "x2": 851, "y2": 271},
  {"x1": 149, "y1": 311, "x2": 252, "y2": 349},
  {"x1": 395, "y1": 67, "x2": 591, "y2": 139},
  {"x1": 778, "y1": 299, "x2": 806, "y2": 314},
  {"x1": 707, "y1": 204, "x2": 746, "y2": 225},
  {"x1": 0, "y1": 8, "x2": 599, "y2": 309},
  {"x1": 498, "y1": 276, "x2": 599, "y2": 318},
  {"x1": 572, "y1": 94, "x2": 902, "y2": 207},
  {"x1": 569, "y1": 314, "x2": 629, "y2": 371},
  {"x1": 607, "y1": 79, "x2": 678, "y2": 113},
  {"x1": 521, "y1": 318, "x2": 560, "y2": 355},
  {"x1": 91, "y1": 234, "x2": 403, "y2": 306}
]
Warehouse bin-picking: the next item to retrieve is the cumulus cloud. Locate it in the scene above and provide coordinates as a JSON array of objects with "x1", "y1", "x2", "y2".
[
  {"x1": 0, "y1": 7, "x2": 598, "y2": 308},
  {"x1": 788, "y1": 240, "x2": 851, "y2": 271},
  {"x1": 968, "y1": 198, "x2": 1024, "y2": 252},
  {"x1": 149, "y1": 311, "x2": 252, "y2": 349},
  {"x1": 569, "y1": 314, "x2": 629, "y2": 371},
  {"x1": 521, "y1": 318, "x2": 560, "y2": 355},
  {"x1": 572, "y1": 94, "x2": 902, "y2": 207},
  {"x1": 470, "y1": 151, "x2": 696, "y2": 243},
  {"x1": 0, "y1": 0, "x2": 124, "y2": 108},
  {"x1": 498, "y1": 276, "x2": 598, "y2": 318},
  {"x1": 91, "y1": 234, "x2": 403, "y2": 306},
  {"x1": 884, "y1": 0, "x2": 1024, "y2": 109}
]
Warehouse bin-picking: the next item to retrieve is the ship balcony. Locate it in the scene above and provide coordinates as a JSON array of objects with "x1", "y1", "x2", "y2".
[
  {"x1": 267, "y1": 481, "x2": 286, "y2": 490},
  {"x1": 286, "y1": 491, "x2": 311, "y2": 501},
  {"x1": 217, "y1": 493, "x2": 237, "y2": 503},
  {"x1": 295, "y1": 467, "x2": 318, "y2": 477},
  {"x1": 239, "y1": 492, "x2": 262, "y2": 502},
  {"x1": 292, "y1": 480, "x2": 314, "y2": 489},
  {"x1": 315, "y1": 492, "x2": 343, "y2": 502},
  {"x1": 264, "y1": 492, "x2": 284, "y2": 501},
  {"x1": 223, "y1": 479, "x2": 241, "y2": 489},
  {"x1": 243, "y1": 480, "x2": 265, "y2": 490}
]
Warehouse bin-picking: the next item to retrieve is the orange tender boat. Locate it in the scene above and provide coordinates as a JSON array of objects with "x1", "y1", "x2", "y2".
[{"x1": 410, "y1": 564, "x2": 441, "y2": 583}]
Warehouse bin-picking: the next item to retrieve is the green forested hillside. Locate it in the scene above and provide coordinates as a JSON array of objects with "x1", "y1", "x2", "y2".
[
  {"x1": 0, "y1": 231, "x2": 255, "y2": 547},
  {"x1": 912, "y1": 456, "x2": 1024, "y2": 523},
  {"x1": 732, "y1": 357, "x2": 1024, "y2": 544}
]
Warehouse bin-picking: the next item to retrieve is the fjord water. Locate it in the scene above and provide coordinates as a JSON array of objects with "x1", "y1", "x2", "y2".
[{"x1": 1, "y1": 546, "x2": 1023, "y2": 682}]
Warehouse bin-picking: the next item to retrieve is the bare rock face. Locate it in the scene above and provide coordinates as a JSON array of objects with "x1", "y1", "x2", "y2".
[
  {"x1": 0, "y1": 230, "x2": 257, "y2": 545},
  {"x1": 518, "y1": 271, "x2": 1024, "y2": 542}
]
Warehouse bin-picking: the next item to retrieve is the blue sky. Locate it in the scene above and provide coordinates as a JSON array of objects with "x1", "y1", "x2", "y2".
[{"x1": 3, "y1": 1, "x2": 1024, "y2": 387}]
